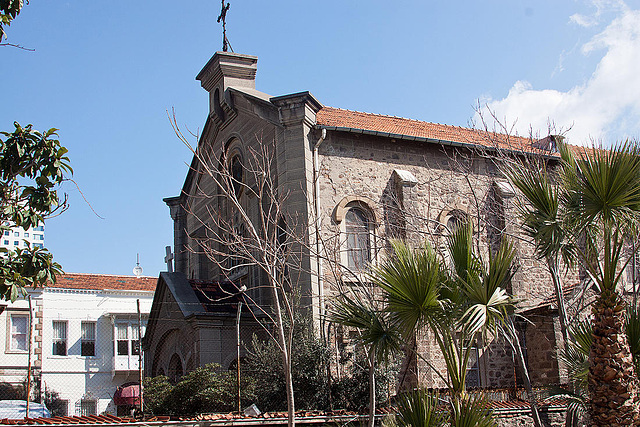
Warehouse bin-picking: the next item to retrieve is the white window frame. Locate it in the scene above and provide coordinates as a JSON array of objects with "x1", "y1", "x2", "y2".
[
  {"x1": 8, "y1": 313, "x2": 29, "y2": 352},
  {"x1": 115, "y1": 322, "x2": 142, "y2": 357},
  {"x1": 52, "y1": 320, "x2": 68, "y2": 356},
  {"x1": 81, "y1": 321, "x2": 96, "y2": 357}
]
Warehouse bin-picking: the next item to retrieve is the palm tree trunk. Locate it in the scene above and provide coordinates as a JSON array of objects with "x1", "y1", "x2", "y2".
[
  {"x1": 589, "y1": 289, "x2": 640, "y2": 426},
  {"x1": 547, "y1": 257, "x2": 571, "y2": 352},
  {"x1": 505, "y1": 319, "x2": 543, "y2": 427}
]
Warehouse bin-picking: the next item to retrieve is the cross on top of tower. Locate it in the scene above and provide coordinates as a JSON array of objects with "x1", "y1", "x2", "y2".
[{"x1": 217, "y1": 0, "x2": 233, "y2": 53}]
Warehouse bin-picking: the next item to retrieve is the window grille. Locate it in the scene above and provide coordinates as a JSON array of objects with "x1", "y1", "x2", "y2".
[{"x1": 345, "y1": 207, "x2": 371, "y2": 270}]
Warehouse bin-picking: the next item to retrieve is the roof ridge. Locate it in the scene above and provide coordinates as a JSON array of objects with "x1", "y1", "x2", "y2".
[{"x1": 59, "y1": 272, "x2": 156, "y2": 279}]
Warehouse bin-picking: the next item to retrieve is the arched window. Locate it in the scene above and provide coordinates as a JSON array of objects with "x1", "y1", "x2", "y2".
[
  {"x1": 229, "y1": 154, "x2": 244, "y2": 196},
  {"x1": 168, "y1": 353, "x2": 184, "y2": 383},
  {"x1": 446, "y1": 209, "x2": 468, "y2": 235},
  {"x1": 345, "y1": 207, "x2": 372, "y2": 270}
]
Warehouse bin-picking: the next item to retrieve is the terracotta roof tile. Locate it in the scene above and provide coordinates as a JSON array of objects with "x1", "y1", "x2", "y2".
[
  {"x1": 316, "y1": 107, "x2": 541, "y2": 152},
  {"x1": 47, "y1": 273, "x2": 157, "y2": 292}
]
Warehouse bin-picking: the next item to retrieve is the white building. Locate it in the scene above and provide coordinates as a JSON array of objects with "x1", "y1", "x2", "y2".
[
  {"x1": 0, "y1": 273, "x2": 157, "y2": 416},
  {"x1": 0, "y1": 223, "x2": 45, "y2": 252}
]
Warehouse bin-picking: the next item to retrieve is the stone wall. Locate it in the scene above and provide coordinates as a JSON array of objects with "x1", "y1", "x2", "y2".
[
  {"x1": 495, "y1": 408, "x2": 566, "y2": 427},
  {"x1": 316, "y1": 130, "x2": 560, "y2": 388}
]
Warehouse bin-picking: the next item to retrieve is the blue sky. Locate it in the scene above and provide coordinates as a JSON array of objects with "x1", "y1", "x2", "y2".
[{"x1": 2, "y1": 0, "x2": 640, "y2": 277}]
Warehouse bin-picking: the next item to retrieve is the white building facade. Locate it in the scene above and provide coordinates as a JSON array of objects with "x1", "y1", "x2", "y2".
[
  {"x1": 0, "y1": 223, "x2": 45, "y2": 252},
  {"x1": 0, "y1": 273, "x2": 156, "y2": 416}
]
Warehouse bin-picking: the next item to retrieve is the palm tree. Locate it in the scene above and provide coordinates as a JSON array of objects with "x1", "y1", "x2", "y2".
[
  {"x1": 327, "y1": 288, "x2": 401, "y2": 427},
  {"x1": 503, "y1": 154, "x2": 573, "y2": 352},
  {"x1": 370, "y1": 224, "x2": 529, "y2": 425},
  {"x1": 559, "y1": 141, "x2": 640, "y2": 425},
  {"x1": 554, "y1": 307, "x2": 640, "y2": 423},
  {"x1": 394, "y1": 389, "x2": 445, "y2": 427}
]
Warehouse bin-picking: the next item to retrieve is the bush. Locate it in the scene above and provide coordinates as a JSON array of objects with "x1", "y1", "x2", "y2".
[
  {"x1": 144, "y1": 364, "x2": 256, "y2": 416},
  {"x1": 43, "y1": 387, "x2": 68, "y2": 417},
  {"x1": 244, "y1": 315, "x2": 331, "y2": 411},
  {"x1": 143, "y1": 376, "x2": 173, "y2": 416},
  {"x1": 331, "y1": 352, "x2": 398, "y2": 411},
  {"x1": 244, "y1": 317, "x2": 398, "y2": 412}
]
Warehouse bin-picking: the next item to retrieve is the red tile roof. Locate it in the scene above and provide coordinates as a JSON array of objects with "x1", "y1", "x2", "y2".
[
  {"x1": 316, "y1": 107, "x2": 540, "y2": 152},
  {"x1": 48, "y1": 273, "x2": 157, "y2": 292},
  {"x1": 0, "y1": 401, "x2": 565, "y2": 425}
]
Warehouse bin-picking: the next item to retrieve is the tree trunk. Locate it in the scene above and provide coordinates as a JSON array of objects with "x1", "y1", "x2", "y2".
[
  {"x1": 271, "y1": 282, "x2": 295, "y2": 426},
  {"x1": 368, "y1": 352, "x2": 376, "y2": 427},
  {"x1": 547, "y1": 257, "x2": 571, "y2": 352},
  {"x1": 506, "y1": 319, "x2": 543, "y2": 427},
  {"x1": 589, "y1": 289, "x2": 640, "y2": 426}
]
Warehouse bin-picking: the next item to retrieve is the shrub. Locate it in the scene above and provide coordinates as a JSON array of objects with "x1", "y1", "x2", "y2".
[{"x1": 144, "y1": 365, "x2": 256, "y2": 416}]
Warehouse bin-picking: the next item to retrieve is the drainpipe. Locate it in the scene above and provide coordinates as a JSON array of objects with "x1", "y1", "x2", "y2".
[{"x1": 313, "y1": 128, "x2": 327, "y2": 339}]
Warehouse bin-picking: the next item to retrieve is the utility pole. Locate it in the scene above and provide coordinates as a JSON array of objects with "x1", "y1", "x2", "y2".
[
  {"x1": 236, "y1": 300, "x2": 242, "y2": 413},
  {"x1": 137, "y1": 299, "x2": 144, "y2": 416},
  {"x1": 25, "y1": 295, "x2": 33, "y2": 418}
]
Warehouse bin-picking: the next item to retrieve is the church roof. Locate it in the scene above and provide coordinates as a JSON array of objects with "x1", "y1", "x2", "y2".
[
  {"x1": 316, "y1": 107, "x2": 552, "y2": 154},
  {"x1": 49, "y1": 273, "x2": 157, "y2": 292},
  {"x1": 190, "y1": 280, "x2": 244, "y2": 314}
]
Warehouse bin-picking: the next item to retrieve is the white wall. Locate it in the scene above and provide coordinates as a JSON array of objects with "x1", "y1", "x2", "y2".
[
  {"x1": 0, "y1": 292, "x2": 39, "y2": 388},
  {"x1": 40, "y1": 288, "x2": 153, "y2": 416}
]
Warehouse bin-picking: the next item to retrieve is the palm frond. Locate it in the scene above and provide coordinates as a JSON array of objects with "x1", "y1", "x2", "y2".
[
  {"x1": 371, "y1": 240, "x2": 445, "y2": 336},
  {"x1": 327, "y1": 290, "x2": 402, "y2": 363},
  {"x1": 545, "y1": 387, "x2": 587, "y2": 423},
  {"x1": 503, "y1": 159, "x2": 566, "y2": 261},
  {"x1": 450, "y1": 395, "x2": 497, "y2": 427},
  {"x1": 460, "y1": 239, "x2": 515, "y2": 336},
  {"x1": 395, "y1": 389, "x2": 446, "y2": 427},
  {"x1": 626, "y1": 304, "x2": 640, "y2": 369}
]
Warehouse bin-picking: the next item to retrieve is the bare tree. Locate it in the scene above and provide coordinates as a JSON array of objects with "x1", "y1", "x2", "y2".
[{"x1": 170, "y1": 115, "x2": 303, "y2": 426}]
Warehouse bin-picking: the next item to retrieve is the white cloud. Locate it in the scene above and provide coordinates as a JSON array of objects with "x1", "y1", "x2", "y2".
[
  {"x1": 481, "y1": 3, "x2": 640, "y2": 146},
  {"x1": 570, "y1": 0, "x2": 628, "y2": 27}
]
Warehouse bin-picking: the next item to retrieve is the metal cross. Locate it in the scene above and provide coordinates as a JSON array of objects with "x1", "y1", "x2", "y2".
[
  {"x1": 217, "y1": 0, "x2": 232, "y2": 52},
  {"x1": 164, "y1": 246, "x2": 174, "y2": 273}
]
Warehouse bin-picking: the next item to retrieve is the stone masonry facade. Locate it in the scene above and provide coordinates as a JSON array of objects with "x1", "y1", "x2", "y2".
[{"x1": 166, "y1": 51, "x2": 568, "y2": 390}]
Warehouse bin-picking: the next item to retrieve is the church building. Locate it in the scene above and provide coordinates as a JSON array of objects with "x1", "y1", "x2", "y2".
[{"x1": 144, "y1": 50, "x2": 569, "y2": 389}]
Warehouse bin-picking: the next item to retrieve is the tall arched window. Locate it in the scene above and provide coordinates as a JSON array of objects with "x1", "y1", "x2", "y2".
[
  {"x1": 345, "y1": 207, "x2": 372, "y2": 270},
  {"x1": 446, "y1": 209, "x2": 468, "y2": 235},
  {"x1": 168, "y1": 353, "x2": 184, "y2": 383}
]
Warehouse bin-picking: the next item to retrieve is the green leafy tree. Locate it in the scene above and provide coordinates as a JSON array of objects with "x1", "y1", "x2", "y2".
[
  {"x1": 0, "y1": 122, "x2": 72, "y2": 301},
  {"x1": 0, "y1": 0, "x2": 25, "y2": 41},
  {"x1": 243, "y1": 312, "x2": 331, "y2": 412}
]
